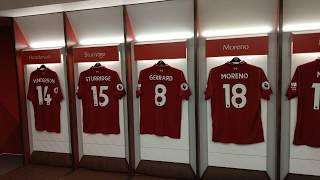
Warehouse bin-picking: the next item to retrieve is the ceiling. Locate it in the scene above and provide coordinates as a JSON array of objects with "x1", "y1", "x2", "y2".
[{"x1": 0, "y1": 0, "x2": 165, "y2": 17}]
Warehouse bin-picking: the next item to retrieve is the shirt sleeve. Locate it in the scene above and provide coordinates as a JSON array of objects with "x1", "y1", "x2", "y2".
[
  {"x1": 260, "y1": 69, "x2": 272, "y2": 100},
  {"x1": 113, "y1": 72, "x2": 126, "y2": 98},
  {"x1": 178, "y1": 71, "x2": 191, "y2": 100},
  {"x1": 136, "y1": 71, "x2": 143, "y2": 97},
  {"x1": 77, "y1": 73, "x2": 84, "y2": 98},
  {"x1": 54, "y1": 73, "x2": 63, "y2": 102},
  {"x1": 287, "y1": 66, "x2": 299, "y2": 99},
  {"x1": 27, "y1": 72, "x2": 36, "y2": 103},
  {"x1": 205, "y1": 69, "x2": 215, "y2": 100}
]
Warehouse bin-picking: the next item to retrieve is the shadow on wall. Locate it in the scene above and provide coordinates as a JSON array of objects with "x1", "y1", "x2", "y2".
[
  {"x1": 0, "y1": 103, "x2": 23, "y2": 154},
  {"x1": 0, "y1": 18, "x2": 23, "y2": 155}
]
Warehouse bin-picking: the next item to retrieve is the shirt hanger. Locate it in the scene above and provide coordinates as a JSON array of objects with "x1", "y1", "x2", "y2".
[{"x1": 155, "y1": 60, "x2": 167, "y2": 67}]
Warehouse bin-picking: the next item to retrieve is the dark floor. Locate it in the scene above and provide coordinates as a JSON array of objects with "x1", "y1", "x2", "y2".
[
  {"x1": 286, "y1": 174, "x2": 320, "y2": 180},
  {"x1": 0, "y1": 154, "x2": 23, "y2": 175},
  {"x1": 0, "y1": 154, "x2": 172, "y2": 180},
  {"x1": 132, "y1": 174, "x2": 177, "y2": 180}
]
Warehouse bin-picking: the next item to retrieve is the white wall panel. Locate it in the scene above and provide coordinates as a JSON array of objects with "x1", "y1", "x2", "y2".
[
  {"x1": 126, "y1": 0, "x2": 194, "y2": 42},
  {"x1": 284, "y1": 0, "x2": 320, "y2": 32},
  {"x1": 15, "y1": 14, "x2": 65, "y2": 49},
  {"x1": 67, "y1": 7, "x2": 124, "y2": 45},
  {"x1": 198, "y1": 0, "x2": 277, "y2": 37}
]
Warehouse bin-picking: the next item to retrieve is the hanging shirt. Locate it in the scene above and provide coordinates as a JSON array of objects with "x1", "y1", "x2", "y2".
[
  {"x1": 27, "y1": 68, "x2": 63, "y2": 132},
  {"x1": 287, "y1": 59, "x2": 320, "y2": 147},
  {"x1": 136, "y1": 65, "x2": 191, "y2": 138},
  {"x1": 77, "y1": 66, "x2": 125, "y2": 134},
  {"x1": 205, "y1": 62, "x2": 272, "y2": 144}
]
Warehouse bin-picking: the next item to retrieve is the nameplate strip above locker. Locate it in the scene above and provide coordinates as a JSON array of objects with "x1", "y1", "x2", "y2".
[
  {"x1": 73, "y1": 46, "x2": 119, "y2": 63},
  {"x1": 134, "y1": 42, "x2": 186, "y2": 61},
  {"x1": 20, "y1": 49, "x2": 61, "y2": 65},
  {"x1": 206, "y1": 36, "x2": 269, "y2": 57},
  {"x1": 293, "y1": 33, "x2": 320, "y2": 54}
]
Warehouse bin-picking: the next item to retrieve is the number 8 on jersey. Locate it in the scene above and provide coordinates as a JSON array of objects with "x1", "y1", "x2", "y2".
[{"x1": 155, "y1": 84, "x2": 167, "y2": 106}]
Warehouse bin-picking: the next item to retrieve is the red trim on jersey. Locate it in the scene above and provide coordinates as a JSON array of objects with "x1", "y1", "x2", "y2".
[
  {"x1": 206, "y1": 36, "x2": 268, "y2": 57},
  {"x1": 20, "y1": 49, "x2": 61, "y2": 65},
  {"x1": 73, "y1": 46, "x2": 119, "y2": 62},
  {"x1": 293, "y1": 33, "x2": 320, "y2": 53},
  {"x1": 134, "y1": 42, "x2": 186, "y2": 60}
]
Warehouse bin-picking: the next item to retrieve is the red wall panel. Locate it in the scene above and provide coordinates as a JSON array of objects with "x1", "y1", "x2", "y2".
[
  {"x1": 73, "y1": 46, "x2": 119, "y2": 62},
  {"x1": 0, "y1": 18, "x2": 23, "y2": 154},
  {"x1": 134, "y1": 42, "x2": 187, "y2": 60},
  {"x1": 206, "y1": 36, "x2": 269, "y2": 57},
  {"x1": 293, "y1": 33, "x2": 320, "y2": 53}
]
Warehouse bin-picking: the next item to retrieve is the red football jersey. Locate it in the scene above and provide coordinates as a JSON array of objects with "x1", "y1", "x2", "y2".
[
  {"x1": 27, "y1": 68, "x2": 63, "y2": 133},
  {"x1": 287, "y1": 59, "x2": 320, "y2": 147},
  {"x1": 205, "y1": 62, "x2": 272, "y2": 144},
  {"x1": 77, "y1": 66, "x2": 125, "y2": 134},
  {"x1": 136, "y1": 65, "x2": 191, "y2": 138}
]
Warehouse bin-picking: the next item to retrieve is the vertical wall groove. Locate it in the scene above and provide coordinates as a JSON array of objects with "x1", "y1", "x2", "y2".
[
  {"x1": 276, "y1": 0, "x2": 283, "y2": 179},
  {"x1": 194, "y1": 0, "x2": 200, "y2": 179},
  {"x1": 63, "y1": 12, "x2": 79, "y2": 168},
  {"x1": 123, "y1": 5, "x2": 135, "y2": 176}
]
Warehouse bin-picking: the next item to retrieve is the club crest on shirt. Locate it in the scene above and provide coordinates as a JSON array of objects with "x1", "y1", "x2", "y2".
[
  {"x1": 54, "y1": 87, "x2": 59, "y2": 94},
  {"x1": 180, "y1": 83, "x2": 189, "y2": 91},
  {"x1": 262, "y1": 81, "x2": 271, "y2": 90},
  {"x1": 117, "y1": 84, "x2": 124, "y2": 91}
]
